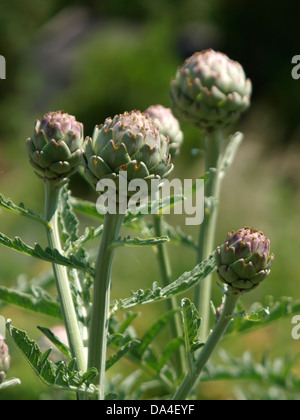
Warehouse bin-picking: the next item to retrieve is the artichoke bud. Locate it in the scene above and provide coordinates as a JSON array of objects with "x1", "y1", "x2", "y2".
[
  {"x1": 215, "y1": 227, "x2": 274, "y2": 293},
  {"x1": 26, "y1": 111, "x2": 84, "y2": 186},
  {"x1": 82, "y1": 110, "x2": 174, "y2": 197},
  {"x1": 169, "y1": 49, "x2": 252, "y2": 130},
  {"x1": 143, "y1": 104, "x2": 184, "y2": 157},
  {"x1": 0, "y1": 335, "x2": 10, "y2": 384}
]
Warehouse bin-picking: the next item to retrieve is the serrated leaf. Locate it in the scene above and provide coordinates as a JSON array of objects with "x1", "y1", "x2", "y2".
[
  {"x1": 161, "y1": 222, "x2": 197, "y2": 250},
  {"x1": 157, "y1": 337, "x2": 185, "y2": 371},
  {"x1": 111, "y1": 253, "x2": 216, "y2": 313},
  {"x1": 104, "y1": 392, "x2": 118, "y2": 400},
  {"x1": 117, "y1": 312, "x2": 139, "y2": 335},
  {"x1": 37, "y1": 326, "x2": 72, "y2": 360},
  {"x1": 0, "y1": 232, "x2": 94, "y2": 276},
  {"x1": 106, "y1": 339, "x2": 140, "y2": 371},
  {"x1": 107, "y1": 333, "x2": 124, "y2": 346},
  {"x1": 0, "y1": 193, "x2": 50, "y2": 227},
  {"x1": 68, "y1": 225, "x2": 104, "y2": 254},
  {"x1": 0, "y1": 285, "x2": 62, "y2": 319},
  {"x1": 220, "y1": 132, "x2": 244, "y2": 177},
  {"x1": 181, "y1": 298, "x2": 201, "y2": 371},
  {"x1": 202, "y1": 350, "x2": 300, "y2": 393},
  {"x1": 138, "y1": 309, "x2": 180, "y2": 355},
  {"x1": 140, "y1": 347, "x2": 160, "y2": 372},
  {"x1": 111, "y1": 236, "x2": 169, "y2": 248},
  {"x1": 233, "y1": 308, "x2": 270, "y2": 322},
  {"x1": 70, "y1": 196, "x2": 103, "y2": 220},
  {"x1": 58, "y1": 186, "x2": 79, "y2": 246},
  {"x1": 181, "y1": 298, "x2": 201, "y2": 347},
  {"x1": 7, "y1": 321, "x2": 98, "y2": 395},
  {"x1": 226, "y1": 296, "x2": 300, "y2": 336}
]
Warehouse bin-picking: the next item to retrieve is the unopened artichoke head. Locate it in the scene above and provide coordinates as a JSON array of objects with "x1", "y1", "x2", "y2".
[
  {"x1": 170, "y1": 49, "x2": 252, "y2": 130},
  {"x1": 82, "y1": 110, "x2": 173, "y2": 197},
  {"x1": 26, "y1": 111, "x2": 84, "y2": 185},
  {"x1": 215, "y1": 227, "x2": 274, "y2": 293},
  {"x1": 143, "y1": 104, "x2": 183, "y2": 157}
]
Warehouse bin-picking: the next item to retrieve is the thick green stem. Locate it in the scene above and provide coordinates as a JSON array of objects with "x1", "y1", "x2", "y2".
[
  {"x1": 172, "y1": 291, "x2": 240, "y2": 400},
  {"x1": 194, "y1": 129, "x2": 222, "y2": 342},
  {"x1": 152, "y1": 214, "x2": 185, "y2": 376},
  {"x1": 88, "y1": 212, "x2": 124, "y2": 400},
  {"x1": 44, "y1": 181, "x2": 86, "y2": 373}
]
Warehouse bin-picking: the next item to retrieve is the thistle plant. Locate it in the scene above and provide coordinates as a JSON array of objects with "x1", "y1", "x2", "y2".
[
  {"x1": 173, "y1": 227, "x2": 274, "y2": 399},
  {"x1": 83, "y1": 110, "x2": 174, "y2": 399},
  {"x1": 215, "y1": 227, "x2": 274, "y2": 293},
  {"x1": 27, "y1": 111, "x2": 87, "y2": 373},
  {"x1": 1, "y1": 49, "x2": 293, "y2": 402},
  {"x1": 170, "y1": 49, "x2": 252, "y2": 340},
  {"x1": 83, "y1": 110, "x2": 173, "y2": 191},
  {"x1": 26, "y1": 111, "x2": 84, "y2": 187},
  {"x1": 169, "y1": 49, "x2": 251, "y2": 129}
]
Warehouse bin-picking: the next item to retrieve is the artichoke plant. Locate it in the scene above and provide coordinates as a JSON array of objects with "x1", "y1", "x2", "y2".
[
  {"x1": 143, "y1": 104, "x2": 183, "y2": 157},
  {"x1": 26, "y1": 111, "x2": 84, "y2": 185},
  {"x1": 83, "y1": 110, "x2": 173, "y2": 194},
  {"x1": 215, "y1": 227, "x2": 274, "y2": 292},
  {"x1": 0, "y1": 335, "x2": 10, "y2": 384},
  {"x1": 169, "y1": 49, "x2": 252, "y2": 129}
]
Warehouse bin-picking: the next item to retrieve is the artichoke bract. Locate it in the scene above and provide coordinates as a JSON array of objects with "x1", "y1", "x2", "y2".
[
  {"x1": 169, "y1": 49, "x2": 252, "y2": 130},
  {"x1": 26, "y1": 111, "x2": 84, "y2": 185},
  {"x1": 83, "y1": 110, "x2": 173, "y2": 194},
  {"x1": 143, "y1": 104, "x2": 183, "y2": 157},
  {"x1": 0, "y1": 334, "x2": 10, "y2": 384},
  {"x1": 215, "y1": 227, "x2": 274, "y2": 293}
]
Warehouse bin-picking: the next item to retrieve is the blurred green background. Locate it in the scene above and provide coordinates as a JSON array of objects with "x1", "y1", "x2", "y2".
[{"x1": 0, "y1": 0, "x2": 300, "y2": 400}]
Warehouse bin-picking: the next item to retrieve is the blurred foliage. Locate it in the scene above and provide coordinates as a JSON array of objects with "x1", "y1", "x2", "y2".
[{"x1": 0, "y1": 0, "x2": 300, "y2": 400}]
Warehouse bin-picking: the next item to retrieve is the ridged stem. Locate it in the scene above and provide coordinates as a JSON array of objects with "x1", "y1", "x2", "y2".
[
  {"x1": 44, "y1": 181, "x2": 86, "y2": 373},
  {"x1": 152, "y1": 213, "x2": 185, "y2": 376},
  {"x1": 88, "y1": 212, "x2": 124, "y2": 400},
  {"x1": 194, "y1": 129, "x2": 222, "y2": 342},
  {"x1": 172, "y1": 290, "x2": 240, "y2": 400}
]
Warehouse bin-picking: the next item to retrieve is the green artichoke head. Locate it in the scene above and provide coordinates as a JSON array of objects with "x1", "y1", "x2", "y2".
[
  {"x1": 169, "y1": 49, "x2": 252, "y2": 130},
  {"x1": 0, "y1": 334, "x2": 10, "y2": 384},
  {"x1": 83, "y1": 110, "x2": 173, "y2": 195},
  {"x1": 26, "y1": 111, "x2": 84, "y2": 186},
  {"x1": 143, "y1": 104, "x2": 184, "y2": 157},
  {"x1": 215, "y1": 227, "x2": 274, "y2": 293}
]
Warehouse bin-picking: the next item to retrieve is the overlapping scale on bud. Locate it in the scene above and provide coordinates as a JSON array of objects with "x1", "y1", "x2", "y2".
[
  {"x1": 26, "y1": 111, "x2": 84, "y2": 185},
  {"x1": 0, "y1": 335, "x2": 10, "y2": 384},
  {"x1": 215, "y1": 227, "x2": 274, "y2": 293},
  {"x1": 82, "y1": 110, "x2": 173, "y2": 195},
  {"x1": 169, "y1": 49, "x2": 252, "y2": 130},
  {"x1": 143, "y1": 104, "x2": 183, "y2": 157}
]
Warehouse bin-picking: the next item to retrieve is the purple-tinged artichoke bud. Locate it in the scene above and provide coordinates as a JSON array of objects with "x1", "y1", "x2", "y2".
[
  {"x1": 215, "y1": 227, "x2": 274, "y2": 293},
  {"x1": 169, "y1": 49, "x2": 252, "y2": 130},
  {"x1": 143, "y1": 104, "x2": 183, "y2": 157},
  {"x1": 26, "y1": 111, "x2": 84, "y2": 185},
  {"x1": 83, "y1": 110, "x2": 173, "y2": 194},
  {"x1": 0, "y1": 335, "x2": 10, "y2": 384}
]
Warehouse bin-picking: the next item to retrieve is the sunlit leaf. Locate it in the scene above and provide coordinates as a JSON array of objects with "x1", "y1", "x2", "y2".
[
  {"x1": 7, "y1": 321, "x2": 97, "y2": 395},
  {"x1": 0, "y1": 232, "x2": 94, "y2": 276}
]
